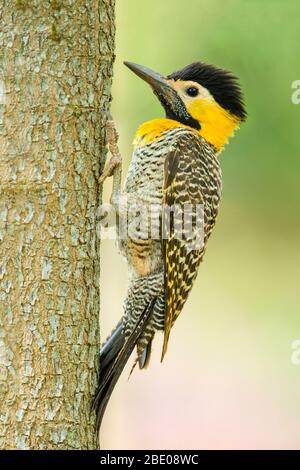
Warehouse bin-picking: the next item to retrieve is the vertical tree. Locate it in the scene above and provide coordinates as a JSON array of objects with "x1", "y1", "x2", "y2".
[{"x1": 0, "y1": 0, "x2": 115, "y2": 449}]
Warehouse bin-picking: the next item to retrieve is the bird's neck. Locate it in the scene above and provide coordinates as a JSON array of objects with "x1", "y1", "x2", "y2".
[
  {"x1": 134, "y1": 114, "x2": 239, "y2": 152},
  {"x1": 133, "y1": 118, "x2": 192, "y2": 147},
  {"x1": 188, "y1": 99, "x2": 240, "y2": 152}
]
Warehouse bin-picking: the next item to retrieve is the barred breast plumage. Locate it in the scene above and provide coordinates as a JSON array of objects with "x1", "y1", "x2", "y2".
[{"x1": 117, "y1": 126, "x2": 222, "y2": 366}]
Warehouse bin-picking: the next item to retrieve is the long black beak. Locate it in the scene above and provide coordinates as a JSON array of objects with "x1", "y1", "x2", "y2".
[
  {"x1": 124, "y1": 61, "x2": 200, "y2": 130},
  {"x1": 124, "y1": 61, "x2": 169, "y2": 91}
]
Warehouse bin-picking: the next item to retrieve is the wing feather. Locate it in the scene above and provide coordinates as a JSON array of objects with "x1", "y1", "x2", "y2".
[{"x1": 161, "y1": 132, "x2": 220, "y2": 360}]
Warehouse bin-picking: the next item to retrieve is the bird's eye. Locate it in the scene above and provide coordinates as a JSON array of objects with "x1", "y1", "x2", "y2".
[{"x1": 186, "y1": 87, "x2": 199, "y2": 97}]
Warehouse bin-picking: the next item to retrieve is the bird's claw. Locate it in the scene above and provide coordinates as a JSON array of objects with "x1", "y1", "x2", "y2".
[
  {"x1": 99, "y1": 118, "x2": 122, "y2": 184},
  {"x1": 99, "y1": 155, "x2": 121, "y2": 184},
  {"x1": 106, "y1": 120, "x2": 119, "y2": 149}
]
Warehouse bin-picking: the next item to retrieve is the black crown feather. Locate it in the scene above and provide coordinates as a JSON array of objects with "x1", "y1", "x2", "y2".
[{"x1": 168, "y1": 62, "x2": 247, "y2": 121}]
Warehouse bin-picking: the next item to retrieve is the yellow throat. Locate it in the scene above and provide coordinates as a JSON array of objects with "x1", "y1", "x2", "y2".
[{"x1": 134, "y1": 98, "x2": 240, "y2": 152}]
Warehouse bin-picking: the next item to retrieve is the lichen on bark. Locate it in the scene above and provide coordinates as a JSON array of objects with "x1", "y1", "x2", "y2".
[{"x1": 0, "y1": 0, "x2": 115, "y2": 449}]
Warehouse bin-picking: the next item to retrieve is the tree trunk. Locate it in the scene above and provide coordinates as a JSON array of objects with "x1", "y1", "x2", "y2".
[{"x1": 0, "y1": 0, "x2": 115, "y2": 449}]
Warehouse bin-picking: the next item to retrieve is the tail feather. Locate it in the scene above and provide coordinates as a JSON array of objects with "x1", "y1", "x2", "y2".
[
  {"x1": 100, "y1": 320, "x2": 124, "y2": 373},
  {"x1": 138, "y1": 337, "x2": 153, "y2": 369},
  {"x1": 93, "y1": 299, "x2": 156, "y2": 436}
]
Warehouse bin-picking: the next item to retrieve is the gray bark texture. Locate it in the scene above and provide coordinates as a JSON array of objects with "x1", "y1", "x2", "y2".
[{"x1": 0, "y1": 0, "x2": 115, "y2": 449}]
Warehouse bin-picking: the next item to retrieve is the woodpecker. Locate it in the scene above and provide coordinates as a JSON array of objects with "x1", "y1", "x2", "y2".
[{"x1": 95, "y1": 60, "x2": 246, "y2": 433}]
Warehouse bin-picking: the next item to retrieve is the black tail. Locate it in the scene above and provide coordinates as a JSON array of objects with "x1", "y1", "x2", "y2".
[{"x1": 93, "y1": 299, "x2": 156, "y2": 437}]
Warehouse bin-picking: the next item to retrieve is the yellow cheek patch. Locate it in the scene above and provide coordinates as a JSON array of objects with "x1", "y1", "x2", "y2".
[
  {"x1": 188, "y1": 98, "x2": 240, "y2": 151},
  {"x1": 133, "y1": 100, "x2": 240, "y2": 152}
]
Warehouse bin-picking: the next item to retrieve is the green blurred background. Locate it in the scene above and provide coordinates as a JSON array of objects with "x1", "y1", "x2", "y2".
[{"x1": 101, "y1": 0, "x2": 300, "y2": 449}]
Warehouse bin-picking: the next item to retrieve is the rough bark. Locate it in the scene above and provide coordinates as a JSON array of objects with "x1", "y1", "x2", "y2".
[{"x1": 0, "y1": 0, "x2": 115, "y2": 449}]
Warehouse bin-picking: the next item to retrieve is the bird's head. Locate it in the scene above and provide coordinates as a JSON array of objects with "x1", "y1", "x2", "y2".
[{"x1": 125, "y1": 61, "x2": 246, "y2": 152}]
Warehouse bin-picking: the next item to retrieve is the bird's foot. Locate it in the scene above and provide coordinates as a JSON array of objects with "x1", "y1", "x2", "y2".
[{"x1": 99, "y1": 119, "x2": 122, "y2": 184}]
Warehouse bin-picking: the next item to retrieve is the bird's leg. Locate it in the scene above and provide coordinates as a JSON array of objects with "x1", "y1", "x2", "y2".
[
  {"x1": 99, "y1": 119, "x2": 122, "y2": 206},
  {"x1": 99, "y1": 119, "x2": 128, "y2": 240}
]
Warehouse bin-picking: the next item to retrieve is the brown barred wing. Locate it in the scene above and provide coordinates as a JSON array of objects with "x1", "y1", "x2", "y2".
[{"x1": 161, "y1": 132, "x2": 220, "y2": 361}]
